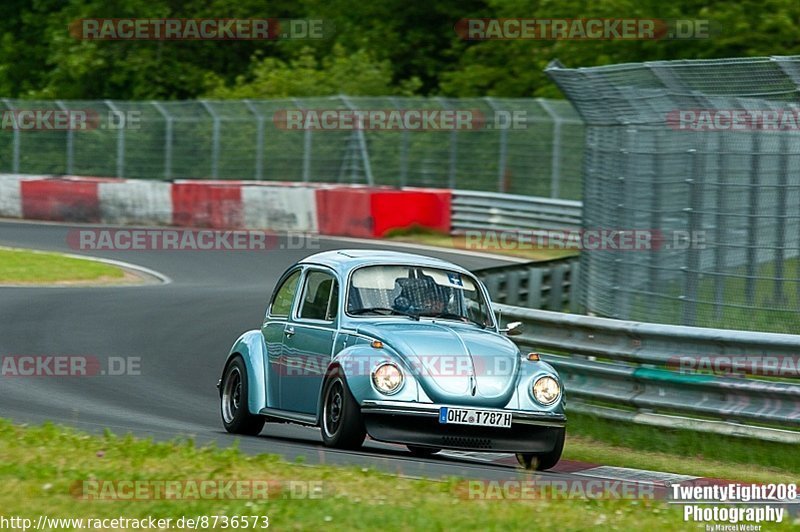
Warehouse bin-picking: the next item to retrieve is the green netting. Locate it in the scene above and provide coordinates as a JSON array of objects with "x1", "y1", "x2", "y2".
[{"x1": 0, "y1": 96, "x2": 583, "y2": 200}]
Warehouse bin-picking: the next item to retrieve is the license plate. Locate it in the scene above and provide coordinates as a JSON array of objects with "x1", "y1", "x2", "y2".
[{"x1": 438, "y1": 407, "x2": 512, "y2": 428}]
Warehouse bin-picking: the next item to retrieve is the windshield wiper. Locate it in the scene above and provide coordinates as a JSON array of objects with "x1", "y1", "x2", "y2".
[
  {"x1": 425, "y1": 312, "x2": 488, "y2": 329},
  {"x1": 350, "y1": 307, "x2": 420, "y2": 320}
]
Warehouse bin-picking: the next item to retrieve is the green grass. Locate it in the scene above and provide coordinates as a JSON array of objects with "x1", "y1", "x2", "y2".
[
  {"x1": 563, "y1": 411, "x2": 800, "y2": 483},
  {"x1": 623, "y1": 256, "x2": 800, "y2": 334},
  {"x1": 0, "y1": 247, "x2": 125, "y2": 284},
  {"x1": 0, "y1": 419, "x2": 739, "y2": 531}
]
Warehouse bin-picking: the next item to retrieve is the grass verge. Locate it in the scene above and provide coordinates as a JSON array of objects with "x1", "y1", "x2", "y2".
[
  {"x1": 0, "y1": 247, "x2": 126, "y2": 284},
  {"x1": 383, "y1": 226, "x2": 578, "y2": 262},
  {"x1": 0, "y1": 419, "x2": 719, "y2": 531},
  {"x1": 563, "y1": 411, "x2": 799, "y2": 484}
]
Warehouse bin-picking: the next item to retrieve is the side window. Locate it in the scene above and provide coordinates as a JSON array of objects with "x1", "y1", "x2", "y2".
[
  {"x1": 299, "y1": 270, "x2": 338, "y2": 321},
  {"x1": 270, "y1": 270, "x2": 301, "y2": 317}
]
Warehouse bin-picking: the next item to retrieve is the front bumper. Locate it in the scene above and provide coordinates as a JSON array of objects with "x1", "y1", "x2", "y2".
[{"x1": 361, "y1": 400, "x2": 566, "y2": 453}]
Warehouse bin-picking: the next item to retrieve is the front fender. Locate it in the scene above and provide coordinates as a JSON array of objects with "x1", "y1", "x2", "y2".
[
  {"x1": 324, "y1": 344, "x2": 422, "y2": 407},
  {"x1": 222, "y1": 330, "x2": 268, "y2": 415}
]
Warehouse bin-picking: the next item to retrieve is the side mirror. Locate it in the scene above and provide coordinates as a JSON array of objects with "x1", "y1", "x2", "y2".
[{"x1": 501, "y1": 321, "x2": 523, "y2": 336}]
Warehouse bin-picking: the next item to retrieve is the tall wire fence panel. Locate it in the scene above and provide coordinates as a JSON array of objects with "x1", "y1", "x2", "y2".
[
  {"x1": 546, "y1": 56, "x2": 800, "y2": 333},
  {"x1": 0, "y1": 97, "x2": 584, "y2": 200}
]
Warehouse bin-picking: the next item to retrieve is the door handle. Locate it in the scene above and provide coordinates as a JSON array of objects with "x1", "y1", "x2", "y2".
[{"x1": 284, "y1": 326, "x2": 295, "y2": 338}]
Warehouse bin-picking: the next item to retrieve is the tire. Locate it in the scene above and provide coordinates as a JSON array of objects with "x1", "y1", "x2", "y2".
[
  {"x1": 407, "y1": 445, "x2": 441, "y2": 457},
  {"x1": 320, "y1": 368, "x2": 366, "y2": 449},
  {"x1": 220, "y1": 356, "x2": 265, "y2": 436},
  {"x1": 515, "y1": 428, "x2": 565, "y2": 471}
]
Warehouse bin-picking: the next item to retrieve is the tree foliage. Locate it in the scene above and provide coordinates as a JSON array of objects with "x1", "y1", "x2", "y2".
[{"x1": 0, "y1": 0, "x2": 798, "y2": 99}]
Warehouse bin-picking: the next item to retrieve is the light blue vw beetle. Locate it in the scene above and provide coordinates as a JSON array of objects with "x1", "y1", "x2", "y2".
[{"x1": 218, "y1": 250, "x2": 566, "y2": 470}]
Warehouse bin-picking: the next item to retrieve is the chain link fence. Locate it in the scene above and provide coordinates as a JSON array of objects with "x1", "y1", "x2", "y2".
[
  {"x1": 0, "y1": 97, "x2": 583, "y2": 200},
  {"x1": 547, "y1": 56, "x2": 800, "y2": 333}
]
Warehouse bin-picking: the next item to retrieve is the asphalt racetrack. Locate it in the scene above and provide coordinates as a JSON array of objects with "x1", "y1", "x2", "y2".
[{"x1": 0, "y1": 219, "x2": 592, "y2": 484}]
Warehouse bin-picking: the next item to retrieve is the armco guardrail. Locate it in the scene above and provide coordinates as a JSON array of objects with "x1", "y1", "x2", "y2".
[
  {"x1": 451, "y1": 189, "x2": 582, "y2": 233},
  {"x1": 494, "y1": 303, "x2": 800, "y2": 444},
  {"x1": 475, "y1": 257, "x2": 580, "y2": 313}
]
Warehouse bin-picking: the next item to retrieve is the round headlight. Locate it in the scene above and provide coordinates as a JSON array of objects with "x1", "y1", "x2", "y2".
[
  {"x1": 372, "y1": 363, "x2": 404, "y2": 395},
  {"x1": 532, "y1": 376, "x2": 560, "y2": 405}
]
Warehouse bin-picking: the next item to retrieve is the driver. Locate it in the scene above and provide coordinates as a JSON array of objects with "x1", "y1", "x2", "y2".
[
  {"x1": 419, "y1": 281, "x2": 449, "y2": 315},
  {"x1": 396, "y1": 276, "x2": 449, "y2": 316}
]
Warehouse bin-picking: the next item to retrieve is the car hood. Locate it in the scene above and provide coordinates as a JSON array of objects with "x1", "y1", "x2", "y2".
[{"x1": 355, "y1": 320, "x2": 519, "y2": 407}]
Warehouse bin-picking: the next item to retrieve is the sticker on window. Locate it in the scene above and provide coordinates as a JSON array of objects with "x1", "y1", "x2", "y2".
[{"x1": 446, "y1": 273, "x2": 464, "y2": 288}]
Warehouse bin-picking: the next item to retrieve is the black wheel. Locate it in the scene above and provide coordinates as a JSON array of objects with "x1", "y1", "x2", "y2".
[
  {"x1": 220, "y1": 356, "x2": 265, "y2": 436},
  {"x1": 320, "y1": 368, "x2": 366, "y2": 449},
  {"x1": 515, "y1": 428, "x2": 565, "y2": 471},
  {"x1": 407, "y1": 445, "x2": 441, "y2": 457}
]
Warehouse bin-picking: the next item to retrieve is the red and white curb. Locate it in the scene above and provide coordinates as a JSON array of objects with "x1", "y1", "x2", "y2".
[
  {"x1": 439, "y1": 450, "x2": 700, "y2": 485},
  {"x1": 0, "y1": 174, "x2": 452, "y2": 238}
]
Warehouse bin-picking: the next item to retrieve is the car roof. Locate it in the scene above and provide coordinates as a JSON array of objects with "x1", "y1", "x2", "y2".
[{"x1": 298, "y1": 249, "x2": 471, "y2": 275}]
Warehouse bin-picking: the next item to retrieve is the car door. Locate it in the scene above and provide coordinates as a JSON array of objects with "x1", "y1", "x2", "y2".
[
  {"x1": 262, "y1": 267, "x2": 302, "y2": 409},
  {"x1": 281, "y1": 268, "x2": 339, "y2": 414}
]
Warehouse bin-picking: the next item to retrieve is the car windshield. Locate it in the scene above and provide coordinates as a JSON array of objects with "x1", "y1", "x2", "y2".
[{"x1": 347, "y1": 265, "x2": 494, "y2": 328}]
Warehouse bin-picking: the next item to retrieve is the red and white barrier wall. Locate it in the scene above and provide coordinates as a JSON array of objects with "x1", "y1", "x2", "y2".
[{"x1": 0, "y1": 175, "x2": 451, "y2": 238}]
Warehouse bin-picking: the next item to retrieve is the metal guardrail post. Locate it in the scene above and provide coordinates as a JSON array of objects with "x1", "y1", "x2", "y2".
[
  {"x1": 243, "y1": 99, "x2": 265, "y2": 181},
  {"x1": 104, "y1": 100, "x2": 125, "y2": 178},
  {"x1": 2, "y1": 99, "x2": 20, "y2": 173},
  {"x1": 200, "y1": 100, "x2": 221, "y2": 179},
  {"x1": 151, "y1": 101, "x2": 173, "y2": 180},
  {"x1": 538, "y1": 98, "x2": 563, "y2": 199},
  {"x1": 55, "y1": 100, "x2": 73, "y2": 174},
  {"x1": 568, "y1": 261, "x2": 581, "y2": 313}
]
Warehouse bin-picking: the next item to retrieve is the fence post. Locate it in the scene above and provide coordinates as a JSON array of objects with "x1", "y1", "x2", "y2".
[
  {"x1": 339, "y1": 95, "x2": 374, "y2": 185},
  {"x1": 243, "y1": 99, "x2": 264, "y2": 181},
  {"x1": 104, "y1": 100, "x2": 125, "y2": 178},
  {"x1": 389, "y1": 96, "x2": 409, "y2": 188},
  {"x1": 436, "y1": 97, "x2": 458, "y2": 189},
  {"x1": 200, "y1": 100, "x2": 220, "y2": 179},
  {"x1": 484, "y1": 97, "x2": 508, "y2": 193},
  {"x1": 683, "y1": 148, "x2": 703, "y2": 326},
  {"x1": 774, "y1": 133, "x2": 789, "y2": 304},
  {"x1": 2, "y1": 99, "x2": 20, "y2": 173},
  {"x1": 292, "y1": 98, "x2": 312, "y2": 182},
  {"x1": 151, "y1": 101, "x2": 173, "y2": 180},
  {"x1": 538, "y1": 98, "x2": 563, "y2": 199},
  {"x1": 745, "y1": 134, "x2": 760, "y2": 307},
  {"x1": 55, "y1": 100, "x2": 73, "y2": 174}
]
